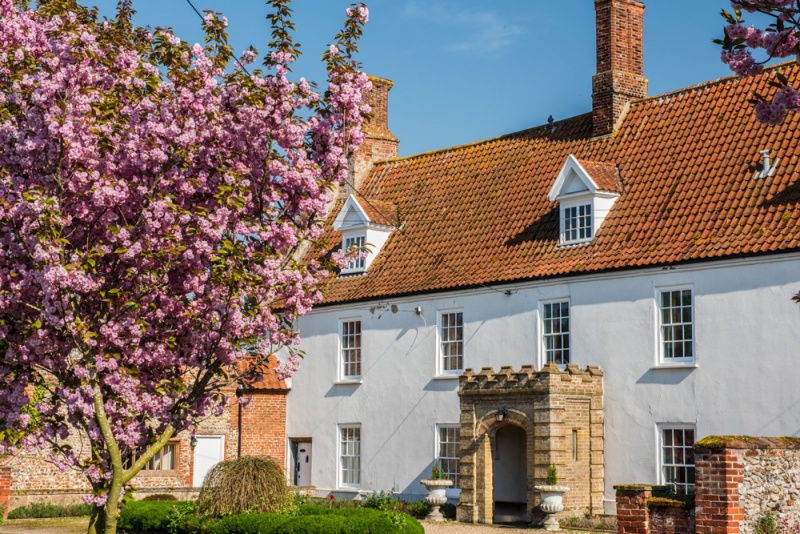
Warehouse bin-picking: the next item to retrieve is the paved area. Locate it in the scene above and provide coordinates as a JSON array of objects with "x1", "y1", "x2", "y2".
[{"x1": 423, "y1": 520, "x2": 544, "y2": 533}]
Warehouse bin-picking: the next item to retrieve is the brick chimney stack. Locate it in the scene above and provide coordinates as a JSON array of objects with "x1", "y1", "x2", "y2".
[
  {"x1": 592, "y1": 0, "x2": 648, "y2": 137},
  {"x1": 345, "y1": 76, "x2": 398, "y2": 197}
]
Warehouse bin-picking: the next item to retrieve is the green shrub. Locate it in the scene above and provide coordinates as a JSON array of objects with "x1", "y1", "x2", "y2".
[
  {"x1": 198, "y1": 455, "x2": 290, "y2": 517},
  {"x1": 405, "y1": 500, "x2": 431, "y2": 518},
  {"x1": 119, "y1": 503, "x2": 423, "y2": 533},
  {"x1": 755, "y1": 512, "x2": 780, "y2": 534},
  {"x1": 117, "y1": 501, "x2": 183, "y2": 532},
  {"x1": 363, "y1": 490, "x2": 403, "y2": 511},
  {"x1": 440, "y1": 502, "x2": 457, "y2": 520},
  {"x1": 546, "y1": 464, "x2": 558, "y2": 485},
  {"x1": 7, "y1": 501, "x2": 92, "y2": 519},
  {"x1": 306, "y1": 496, "x2": 359, "y2": 509},
  {"x1": 431, "y1": 461, "x2": 442, "y2": 480},
  {"x1": 142, "y1": 493, "x2": 178, "y2": 501}
]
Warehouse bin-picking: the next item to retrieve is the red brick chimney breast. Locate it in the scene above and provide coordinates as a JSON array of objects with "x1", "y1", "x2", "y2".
[
  {"x1": 592, "y1": 0, "x2": 648, "y2": 137},
  {"x1": 346, "y1": 76, "x2": 399, "y2": 196}
]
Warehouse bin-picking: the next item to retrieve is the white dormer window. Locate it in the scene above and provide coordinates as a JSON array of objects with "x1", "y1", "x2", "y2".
[
  {"x1": 333, "y1": 195, "x2": 395, "y2": 275},
  {"x1": 563, "y1": 204, "x2": 592, "y2": 244},
  {"x1": 548, "y1": 155, "x2": 621, "y2": 246}
]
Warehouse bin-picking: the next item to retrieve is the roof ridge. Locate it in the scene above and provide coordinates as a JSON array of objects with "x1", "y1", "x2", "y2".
[
  {"x1": 371, "y1": 113, "x2": 593, "y2": 166},
  {"x1": 634, "y1": 59, "x2": 796, "y2": 106}
]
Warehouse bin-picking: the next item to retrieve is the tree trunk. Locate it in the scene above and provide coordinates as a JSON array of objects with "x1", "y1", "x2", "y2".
[{"x1": 103, "y1": 477, "x2": 123, "y2": 534}]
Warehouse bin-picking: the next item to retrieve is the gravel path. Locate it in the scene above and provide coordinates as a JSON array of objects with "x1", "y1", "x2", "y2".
[{"x1": 422, "y1": 520, "x2": 543, "y2": 533}]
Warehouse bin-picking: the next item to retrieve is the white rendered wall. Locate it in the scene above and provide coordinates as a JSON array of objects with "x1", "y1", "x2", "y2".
[{"x1": 284, "y1": 254, "x2": 800, "y2": 511}]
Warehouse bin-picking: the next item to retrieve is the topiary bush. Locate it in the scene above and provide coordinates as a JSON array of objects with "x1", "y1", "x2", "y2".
[{"x1": 197, "y1": 455, "x2": 290, "y2": 517}]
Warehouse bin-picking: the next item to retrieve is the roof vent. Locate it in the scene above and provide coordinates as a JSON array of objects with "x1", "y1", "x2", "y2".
[{"x1": 755, "y1": 149, "x2": 779, "y2": 179}]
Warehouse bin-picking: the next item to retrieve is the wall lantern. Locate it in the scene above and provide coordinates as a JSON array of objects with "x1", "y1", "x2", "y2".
[
  {"x1": 496, "y1": 407, "x2": 508, "y2": 423},
  {"x1": 190, "y1": 436, "x2": 198, "y2": 448}
]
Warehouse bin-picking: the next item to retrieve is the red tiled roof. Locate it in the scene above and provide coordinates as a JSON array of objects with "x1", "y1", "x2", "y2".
[
  {"x1": 359, "y1": 199, "x2": 397, "y2": 227},
  {"x1": 577, "y1": 159, "x2": 621, "y2": 193},
  {"x1": 314, "y1": 63, "x2": 800, "y2": 305}
]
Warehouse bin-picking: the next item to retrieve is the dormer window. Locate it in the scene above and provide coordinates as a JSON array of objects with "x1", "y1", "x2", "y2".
[
  {"x1": 333, "y1": 195, "x2": 396, "y2": 276},
  {"x1": 563, "y1": 203, "x2": 592, "y2": 244},
  {"x1": 548, "y1": 155, "x2": 621, "y2": 246}
]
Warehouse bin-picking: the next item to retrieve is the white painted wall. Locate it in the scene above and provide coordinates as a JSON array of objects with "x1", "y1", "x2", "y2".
[{"x1": 284, "y1": 254, "x2": 800, "y2": 512}]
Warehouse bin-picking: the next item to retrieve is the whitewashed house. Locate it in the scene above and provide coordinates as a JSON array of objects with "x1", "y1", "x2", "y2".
[{"x1": 284, "y1": 0, "x2": 800, "y2": 521}]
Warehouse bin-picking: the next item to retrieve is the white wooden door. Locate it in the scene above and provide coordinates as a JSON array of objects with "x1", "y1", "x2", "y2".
[
  {"x1": 297, "y1": 442, "x2": 312, "y2": 487},
  {"x1": 193, "y1": 435, "x2": 225, "y2": 487}
]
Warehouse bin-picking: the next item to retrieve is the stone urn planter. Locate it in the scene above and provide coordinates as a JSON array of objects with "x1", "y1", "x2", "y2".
[
  {"x1": 420, "y1": 479, "x2": 453, "y2": 521},
  {"x1": 534, "y1": 485, "x2": 569, "y2": 531}
]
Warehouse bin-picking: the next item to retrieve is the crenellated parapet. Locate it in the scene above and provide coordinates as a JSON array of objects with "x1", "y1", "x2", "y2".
[{"x1": 458, "y1": 363, "x2": 604, "y2": 396}]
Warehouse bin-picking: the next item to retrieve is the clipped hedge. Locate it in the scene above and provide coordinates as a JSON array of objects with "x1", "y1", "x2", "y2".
[
  {"x1": 212, "y1": 507, "x2": 423, "y2": 534},
  {"x1": 117, "y1": 500, "x2": 189, "y2": 532},
  {"x1": 118, "y1": 502, "x2": 424, "y2": 534}
]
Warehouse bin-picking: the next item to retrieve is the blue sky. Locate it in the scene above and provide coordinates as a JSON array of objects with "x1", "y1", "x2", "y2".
[{"x1": 95, "y1": 1, "x2": 743, "y2": 157}]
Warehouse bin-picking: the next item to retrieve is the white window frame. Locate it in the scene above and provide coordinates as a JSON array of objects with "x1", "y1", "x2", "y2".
[
  {"x1": 657, "y1": 424, "x2": 696, "y2": 495},
  {"x1": 338, "y1": 318, "x2": 363, "y2": 383},
  {"x1": 541, "y1": 299, "x2": 570, "y2": 365},
  {"x1": 437, "y1": 309, "x2": 464, "y2": 377},
  {"x1": 341, "y1": 233, "x2": 366, "y2": 274},
  {"x1": 656, "y1": 286, "x2": 695, "y2": 365},
  {"x1": 435, "y1": 424, "x2": 460, "y2": 491},
  {"x1": 338, "y1": 424, "x2": 361, "y2": 489},
  {"x1": 560, "y1": 199, "x2": 593, "y2": 245}
]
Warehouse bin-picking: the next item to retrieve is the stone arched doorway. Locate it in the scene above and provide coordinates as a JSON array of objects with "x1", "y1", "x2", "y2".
[
  {"x1": 455, "y1": 364, "x2": 604, "y2": 525},
  {"x1": 492, "y1": 424, "x2": 527, "y2": 522}
]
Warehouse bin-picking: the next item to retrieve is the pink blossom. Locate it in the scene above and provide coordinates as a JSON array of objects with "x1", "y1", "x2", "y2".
[{"x1": 0, "y1": 0, "x2": 369, "y2": 515}]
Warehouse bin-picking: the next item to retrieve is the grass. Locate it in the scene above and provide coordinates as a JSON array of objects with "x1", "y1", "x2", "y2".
[{"x1": 0, "y1": 516, "x2": 88, "y2": 534}]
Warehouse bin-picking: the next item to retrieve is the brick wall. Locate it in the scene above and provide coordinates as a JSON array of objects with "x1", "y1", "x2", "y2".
[
  {"x1": 615, "y1": 485, "x2": 694, "y2": 534},
  {"x1": 0, "y1": 466, "x2": 10, "y2": 519},
  {"x1": 616, "y1": 437, "x2": 800, "y2": 534},
  {"x1": 592, "y1": 0, "x2": 648, "y2": 136},
  {"x1": 5, "y1": 380, "x2": 288, "y2": 511},
  {"x1": 347, "y1": 76, "x2": 398, "y2": 194},
  {"x1": 237, "y1": 389, "x2": 288, "y2": 466}
]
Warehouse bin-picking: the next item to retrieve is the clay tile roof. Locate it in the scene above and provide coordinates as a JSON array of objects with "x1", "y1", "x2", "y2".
[
  {"x1": 236, "y1": 355, "x2": 289, "y2": 391},
  {"x1": 577, "y1": 159, "x2": 621, "y2": 193},
  {"x1": 313, "y1": 62, "x2": 800, "y2": 306},
  {"x1": 359, "y1": 198, "x2": 397, "y2": 227}
]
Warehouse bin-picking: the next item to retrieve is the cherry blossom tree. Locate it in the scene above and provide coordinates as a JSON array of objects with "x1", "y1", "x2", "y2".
[
  {"x1": 0, "y1": 0, "x2": 370, "y2": 532},
  {"x1": 718, "y1": 0, "x2": 800, "y2": 123}
]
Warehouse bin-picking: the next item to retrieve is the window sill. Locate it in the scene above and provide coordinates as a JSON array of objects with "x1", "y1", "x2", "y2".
[
  {"x1": 335, "y1": 379, "x2": 363, "y2": 386},
  {"x1": 134, "y1": 470, "x2": 180, "y2": 477},
  {"x1": 557, "y1": 240, "x2": 592, "y2": 248},
  {"x1": 335, "y1": 487, "x2": 363, "y2": 494},
  {"x1": 651, "y1": 363, "x2": 698, "y2": 370},
  {"x1": 432, "y1": 374, "x2": 460, "y2": 380}
]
